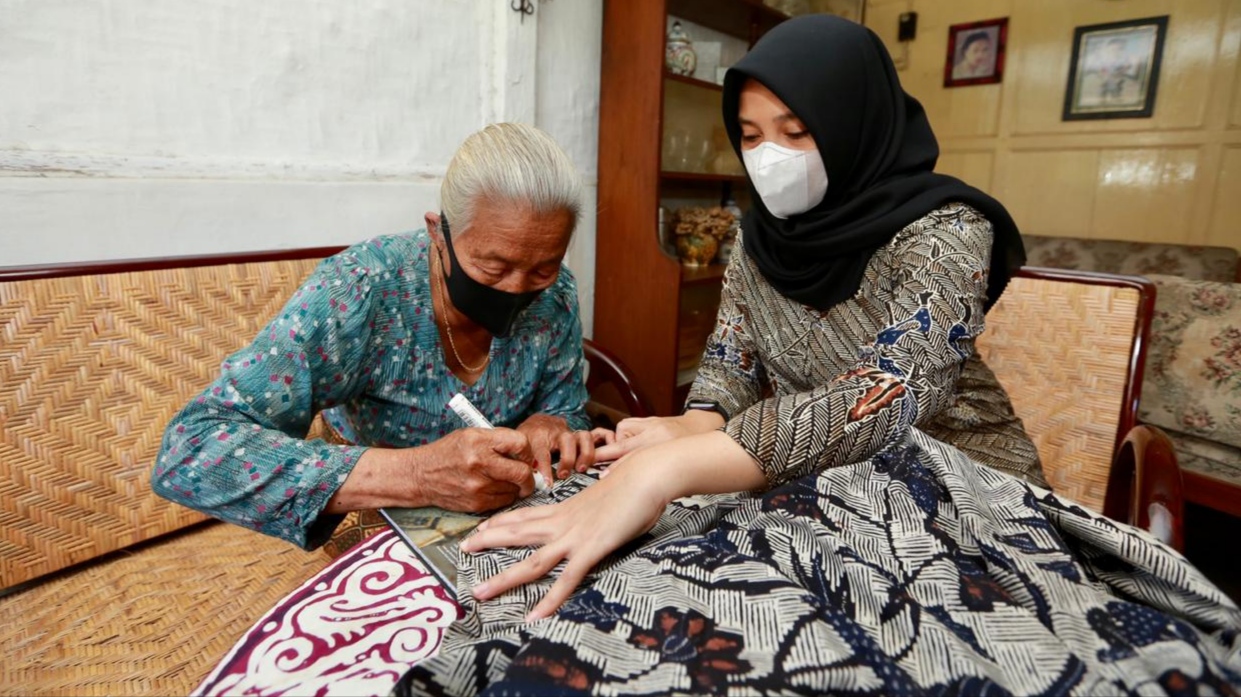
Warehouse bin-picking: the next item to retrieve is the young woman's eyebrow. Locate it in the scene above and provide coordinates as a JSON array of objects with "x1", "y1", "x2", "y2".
[{"x1": 738, "y1": 112, "x2": 799, "y2": 127}]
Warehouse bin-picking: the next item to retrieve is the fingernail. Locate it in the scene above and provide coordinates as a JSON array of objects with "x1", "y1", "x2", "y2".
[
  {"x1": 473, "y1": 582, "x2": 491, "y2": 598},
  {"x1": 476, "y1": 521, "x2": 488, "y2": 531},
  {"x1": 458, "y1": 540, "x2": 471, "y2": 553},
  {"x1": 524, "y1": 610, "x2": 542, "y2": 623}
]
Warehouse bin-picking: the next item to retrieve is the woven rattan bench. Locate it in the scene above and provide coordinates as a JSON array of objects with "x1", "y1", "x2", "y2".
[{"x1": 0, "y1": 247, "x2": 347, "y2": 695}]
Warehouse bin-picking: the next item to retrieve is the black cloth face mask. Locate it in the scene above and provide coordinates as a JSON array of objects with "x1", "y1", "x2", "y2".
[{"x1": 437, "y1": 214, "x2": 543, "y2": 338}]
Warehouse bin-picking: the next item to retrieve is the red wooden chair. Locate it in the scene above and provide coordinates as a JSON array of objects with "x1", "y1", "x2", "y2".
[{"x1": 583, "y1": 337, "x2": 654, "y2": 426}]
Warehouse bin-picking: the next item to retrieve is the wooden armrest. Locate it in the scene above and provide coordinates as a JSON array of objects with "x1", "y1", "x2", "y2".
[
  {"x1": 583, "y1": 338, "x2": 654, "y2": 419},
  {"x1": 1103, "y1": 425, "x2": 1184, "y2": 551}
]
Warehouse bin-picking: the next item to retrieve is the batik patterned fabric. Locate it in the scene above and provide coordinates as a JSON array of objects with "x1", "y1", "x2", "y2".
[
  {"x1": 397, "y1": 431, "x2": 1241, "y2": 695},
  {"x1": 153, "y1": 229, "x2": 590, "y2": 549},
  {"x1": 196, "y1": 530, "x2": 459, "y2": 697},
  {"x1": 391, "y1": 206, "x2": 1241, "y2": 694},
  {"x1": 695, "y1": 203, "x2": 1045, "y2": 488}
]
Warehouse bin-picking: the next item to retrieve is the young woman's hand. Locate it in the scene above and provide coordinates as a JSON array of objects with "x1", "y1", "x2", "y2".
[
  {"x1": 594, "y1": 410, "x2": 725, "y2": 463},
  {"x1": 462, "y1": 452, "x2": 669, "y2": 621},
  {"x1": 461, "y1": 430, "x2": 764, "y2": 621}
]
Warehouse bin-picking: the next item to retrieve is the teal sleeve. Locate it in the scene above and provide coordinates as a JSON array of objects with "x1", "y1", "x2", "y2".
[
  {"x1": 530, "y1": 271, "x2": 591, "y2": 431},
  {"x1": 151, "y1": 253, "x2": 377, "y2": 549}
]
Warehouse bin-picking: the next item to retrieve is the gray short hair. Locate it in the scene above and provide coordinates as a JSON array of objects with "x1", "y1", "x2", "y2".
[{"x1": 441, "y1": 123, "x2": 583, "y2": 235}]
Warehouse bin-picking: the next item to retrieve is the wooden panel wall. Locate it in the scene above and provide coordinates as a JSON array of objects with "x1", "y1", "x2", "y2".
[{"x1": 867, "y1": 0, "x2": 1241, "y2": 250}]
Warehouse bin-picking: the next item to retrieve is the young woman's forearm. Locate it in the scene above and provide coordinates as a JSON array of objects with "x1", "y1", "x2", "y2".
[
  {"x1": 680, "y1": 408, "x2": 727, "y2": 432},
  {"x1": 656, "y1": 430, "x2": 767, "y2": 499}
]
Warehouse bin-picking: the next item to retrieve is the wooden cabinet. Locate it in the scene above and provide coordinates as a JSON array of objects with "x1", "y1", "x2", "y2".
[{"x1": 594, "y1": 0, "x2": 791, "y2": 415}]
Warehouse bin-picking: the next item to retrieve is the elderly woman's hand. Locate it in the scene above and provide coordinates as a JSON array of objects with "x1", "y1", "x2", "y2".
[
  {"x1": 411, "y1": 427, "x2": 538, "y2": 512},
  {"x1": 517, "y1": 414, "x2": 615, "y2": 481}
]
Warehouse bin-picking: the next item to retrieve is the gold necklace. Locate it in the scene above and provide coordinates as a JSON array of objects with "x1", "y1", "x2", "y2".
[{"x1": 433, "y1": 250, "x2": 490, "y2": 374}]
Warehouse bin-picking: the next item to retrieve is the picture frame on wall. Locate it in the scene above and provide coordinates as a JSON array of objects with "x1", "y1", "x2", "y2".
[
  {"x1": 1062, "y1": 16, "x2": 1168, "y2": 121},
  {"x1": 944, "y1": 17, "x2": 1008, "y2": 88}
]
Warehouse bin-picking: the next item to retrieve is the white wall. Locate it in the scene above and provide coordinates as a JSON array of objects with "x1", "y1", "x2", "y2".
[
  {"x1": 0, "y1": 0, "x2": 602, "y2": 332},
  {"x1": 537, "y1": 0, "x2": 602, "y2": 333}
]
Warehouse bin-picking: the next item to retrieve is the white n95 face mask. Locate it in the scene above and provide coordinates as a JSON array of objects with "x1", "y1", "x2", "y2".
[{"x1": 741, "y1": 141, "x2": 829, "y2": 219}]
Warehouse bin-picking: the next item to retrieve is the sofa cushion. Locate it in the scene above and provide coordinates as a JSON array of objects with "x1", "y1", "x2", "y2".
[
  {"x1": 1141, "y1": 275, "x2": 1241, "y2": 450},
  {"x1": 1023, "y1": 236, "x2": 1238, "y2": 283},
  {"x1": 1167, "y1": 430, "x2": 1241, "y2": 487}
]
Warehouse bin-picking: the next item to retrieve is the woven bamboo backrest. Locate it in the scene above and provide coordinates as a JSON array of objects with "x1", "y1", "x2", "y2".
[
  {"x1": 0, "y1": 249, "x2": 341, "y2": 589},
  {"x1": 976, "y1": 268, "x2": 1153, "y2": 513}
]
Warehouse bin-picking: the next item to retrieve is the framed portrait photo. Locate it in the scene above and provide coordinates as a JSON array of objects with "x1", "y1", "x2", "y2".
[
  {"x1": 944, "y1": 17, "x2": 1008, "y2": 88},
  {"x1": 1062, "y1": 16, "x2": 1168, "y2": 121}
]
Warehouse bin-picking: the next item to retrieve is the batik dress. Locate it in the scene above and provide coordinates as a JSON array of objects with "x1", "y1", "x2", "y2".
[{"x1": 399, "y1": 206, "x2": 1241, "y2": 695}]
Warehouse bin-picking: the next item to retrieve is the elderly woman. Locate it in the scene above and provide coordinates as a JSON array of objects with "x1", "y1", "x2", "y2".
[{"x1": 152, "y1": 123, "x2": 603, "y2": 550}]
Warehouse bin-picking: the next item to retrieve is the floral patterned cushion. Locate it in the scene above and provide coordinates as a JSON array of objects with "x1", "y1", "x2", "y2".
[
  {"x1": 1023, "y1": 236, "x2": 1238, "y2": 283},
  {"x1": 1166, "y1": 430, "x2": 1241, "y2": 489},
  {"x1": 1141, "y1": 275, "x2": 1241, "y2": 450}
]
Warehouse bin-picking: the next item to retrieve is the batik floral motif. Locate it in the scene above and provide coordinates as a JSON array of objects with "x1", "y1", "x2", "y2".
[{"x1": 627, "y1": 608, "x2": 753, "y2": 693}]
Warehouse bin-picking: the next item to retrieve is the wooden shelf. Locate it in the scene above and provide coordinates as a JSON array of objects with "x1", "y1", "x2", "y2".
[
  {"x1": 596, "y1": 0, "x2": 780, "y2": 415},
  {"x1": 680, "y1": 263, "x2": 727, "y2": 285},
  {"x1": 661, "y1": 171, "x2": 747, "y2": 184},
  {"x1": 668, "y1": 0, "x2": 788, "y2": 42},
  {"x1": 664, "y1": 71, "x2": 723, "y2": 92},
  {"x1": 737, "y1": 0, "x2": 791, "y2": 21}
]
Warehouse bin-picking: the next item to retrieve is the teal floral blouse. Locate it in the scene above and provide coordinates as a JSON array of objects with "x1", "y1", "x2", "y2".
[{"x1": 152, "y1": 229, "x2": 590, "y2": 549}]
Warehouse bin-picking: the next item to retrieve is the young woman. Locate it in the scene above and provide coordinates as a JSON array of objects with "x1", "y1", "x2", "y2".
[{"x1": 400, "y1": 16, "x2": 1241, "y2": 695}]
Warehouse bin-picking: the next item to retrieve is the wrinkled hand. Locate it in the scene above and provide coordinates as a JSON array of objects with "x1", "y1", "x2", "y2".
[
  {"x1": 413, "y1": 427, "x2": 536, "y2": 512},
  {"x1": 517, "y1": 413, "x2": 616, "y2": 481},
  {"x1": 595, "y1": 412, "x2": 722, "y2": 463},
  {"x1": 462, "y1": 452, "x2": 670, "y2": 621}
]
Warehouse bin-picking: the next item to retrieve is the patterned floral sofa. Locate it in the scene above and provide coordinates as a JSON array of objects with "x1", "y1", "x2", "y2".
[
  {"x1": 1020, "y1": 236, "x2": 1241, "y2": 517},
  {"x1": 1023, "y1": 235, "x2": 1238, "y2": 283},
  {"x1": 1141, "y1": 276, "x2": 1241, "y2": 517}
]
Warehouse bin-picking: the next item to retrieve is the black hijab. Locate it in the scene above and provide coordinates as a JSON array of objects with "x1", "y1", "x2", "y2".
[{"x1": 722, "y1": 15, "x2": 1025, "y2": 312}]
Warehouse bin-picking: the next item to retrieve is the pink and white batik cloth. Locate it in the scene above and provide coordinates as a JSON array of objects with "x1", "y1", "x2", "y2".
[{"x1": 196, "y1": 530, "x2": 458, "y2": 697}]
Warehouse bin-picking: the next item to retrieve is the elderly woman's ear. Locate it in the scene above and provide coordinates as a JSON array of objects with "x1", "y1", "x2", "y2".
[{"x1": 424, "y1": 211, "x2": 449, "y2": 261}]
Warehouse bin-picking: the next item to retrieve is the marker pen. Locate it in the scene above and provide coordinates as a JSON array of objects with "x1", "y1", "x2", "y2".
[{"x1": 448, "y1": 393, "x2": 550, "y2": 492}]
